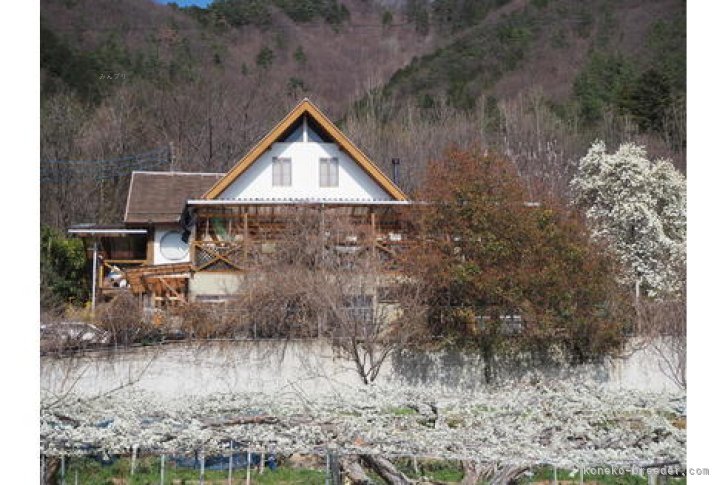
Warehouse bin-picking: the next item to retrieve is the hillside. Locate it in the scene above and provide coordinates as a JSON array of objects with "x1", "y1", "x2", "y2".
[{"x1": 40, "y1": 0, "x2": 686, "y2": 228}]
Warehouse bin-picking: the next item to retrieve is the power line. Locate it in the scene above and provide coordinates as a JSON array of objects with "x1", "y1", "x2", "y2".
[{"x1": 40, "y1": 146, "x2": 171, "y2": 184}]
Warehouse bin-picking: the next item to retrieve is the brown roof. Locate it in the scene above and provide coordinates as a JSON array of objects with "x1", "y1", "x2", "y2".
[{"x1": 124, "y1": 172, "x2": 224, "y2": 224}]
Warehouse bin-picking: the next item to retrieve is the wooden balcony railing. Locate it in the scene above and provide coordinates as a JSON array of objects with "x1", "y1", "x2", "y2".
[{"x1": 192, "y1": 241, "x2": 246, "y2": 271}]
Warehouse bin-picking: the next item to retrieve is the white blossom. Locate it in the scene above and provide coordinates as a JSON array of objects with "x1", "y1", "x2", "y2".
[
  {"x1": 40, "y1": 378, "x2": 685, "y2": 467},
  {"x1": 571, "y1": 141, "x2": 686, "y2": 297}
]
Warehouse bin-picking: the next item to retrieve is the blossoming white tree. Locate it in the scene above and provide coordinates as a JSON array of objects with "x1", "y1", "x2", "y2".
[{"x1": 571, "y1": 141, "x2": 686, "y2": 298}]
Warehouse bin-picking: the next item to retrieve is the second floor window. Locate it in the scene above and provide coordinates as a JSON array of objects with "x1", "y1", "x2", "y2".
[
  {"x1": 272, "y1": 157, "x2": 291, "y2": 186},
  {"x1": 319, "y1": 157, "x2": 339, "y2": 187}
]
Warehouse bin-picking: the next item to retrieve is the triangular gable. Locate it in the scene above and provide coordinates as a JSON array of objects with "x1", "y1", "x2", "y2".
[{"x1": 202, "y1": 99, "x2": 408, "y2": 201}]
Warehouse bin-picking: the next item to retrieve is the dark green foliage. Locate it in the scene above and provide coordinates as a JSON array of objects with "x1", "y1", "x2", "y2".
[
  {"x1": 256, "y1": 46, "x2": 275, "y2": 69},
  {"x1": 273, "y1": 0, "x2": 350, "y2": 25},
  {"x1": 622, "y1": 68, "x2": 672, "y2": 132},
  {"x1": 406, "y1": 0, "x2": 430, "y2": 35},
  {"x1": 572, "y1": 51, "x2": 635, "y2": 123},
  {"x1": 40, "y1": 23, "x2": 105, "y2": 103},
  {"x1": 40, "y1": 226, "x2": 88, "y2": 310},
  {"x1": 646, "y1": 13, "x2": 686, "y2": 93},
  {"x1": 287, "y1": 76, "x2": 307, "y2": 97},
  {"x1": 432, "y1": 0, "x2": 511, "y2": 32},
  {"x1": 382, "y1": 9, "x2": 393, "y2": 27},
  {"x1": 572, "y1": 5, "x2": 685, "y2": 135},
  {"x1": 207, "y1": 0, "x2": 272, "y2": 27},
  {"x1": 293, "y1": 45, "x2": 307, "y2": 65},
  {"x1": 385, "y1": 10, "x2": 536, "y2": 109}
]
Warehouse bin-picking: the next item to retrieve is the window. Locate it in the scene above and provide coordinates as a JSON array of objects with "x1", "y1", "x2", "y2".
[
  {"x1": 272, "y1": 157, "x2": 291, "y2": 186},
  {"x1": 319, "y1": 157, "x2": 339, "y2": 187}
]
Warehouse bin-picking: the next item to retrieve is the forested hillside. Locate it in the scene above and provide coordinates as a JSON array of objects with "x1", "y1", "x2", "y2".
[{"x1": 41, "y1": 0, "x2": 685, "y2": 229}]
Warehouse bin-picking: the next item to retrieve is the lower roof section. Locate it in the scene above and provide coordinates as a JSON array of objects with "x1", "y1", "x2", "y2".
[
  {"x1": 187, "y1": 198, "x2": 412, "y2": 206},
  {"x1": 68, "y1": 224, "x2": 147, "y2": 237}
]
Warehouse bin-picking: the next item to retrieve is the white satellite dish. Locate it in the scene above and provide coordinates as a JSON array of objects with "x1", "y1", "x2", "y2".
[{"x1": 159, "y1": 231, "x2": 189, "y2": 261}]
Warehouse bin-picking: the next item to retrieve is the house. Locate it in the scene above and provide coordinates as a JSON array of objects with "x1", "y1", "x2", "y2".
[{"x1": 69, "y1": 99, "x2": 411, "y2": 310}]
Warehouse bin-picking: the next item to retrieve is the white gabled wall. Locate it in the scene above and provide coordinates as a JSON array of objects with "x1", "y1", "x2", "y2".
[{"x1": 219, "y1": 142, "x2": 392, "y2": 200}]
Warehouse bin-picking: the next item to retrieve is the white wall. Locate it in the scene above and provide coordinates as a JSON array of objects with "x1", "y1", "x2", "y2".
[
  {"x1": 40, "y1": 338, "x2": 682, "y2": 399},
  {"x1": 219, "y1": 142, "x2": 392, "y2": 201},
  {"x1": 153, "y1": 225, "x2": 190, "y2": 265}
]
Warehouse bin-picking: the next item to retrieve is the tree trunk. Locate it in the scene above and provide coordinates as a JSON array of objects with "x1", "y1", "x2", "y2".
[
  {"x1": 360, "y1": 455, "x2": 414, "y2": 485},
  {"x1": 340, "y1": 456, "x2": 375, "y2": 484},
  {"x1": 43, "y1": 456, "x2": 60, "y2": 485}
]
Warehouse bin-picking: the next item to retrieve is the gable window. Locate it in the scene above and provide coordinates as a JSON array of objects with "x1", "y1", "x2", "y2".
[
  {"x1": 319, "y1": 157, "x2": 339, "y2": 187},
  {"x1": 272, "y1": 157, "x2": 291, "y2": 186}
]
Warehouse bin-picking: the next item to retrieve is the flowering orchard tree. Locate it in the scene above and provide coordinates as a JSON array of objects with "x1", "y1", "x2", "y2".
[{"x1": 571, "y1": 142, "x2": 686, "y2": 298}]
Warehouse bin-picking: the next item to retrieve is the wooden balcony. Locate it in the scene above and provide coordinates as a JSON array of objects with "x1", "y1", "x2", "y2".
[{"x1": 192, "y1": 240, "x2": 246, "y2": 271}]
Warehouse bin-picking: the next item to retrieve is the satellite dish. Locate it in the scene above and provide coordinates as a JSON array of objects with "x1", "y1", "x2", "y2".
[{"x1": 159, "y1": 231, "x2": 189, "y2": 261}]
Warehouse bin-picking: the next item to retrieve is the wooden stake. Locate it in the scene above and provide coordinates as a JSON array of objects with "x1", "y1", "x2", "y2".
[
  {"x1": 246, "y1": 448, "x2": 251, "y2": 485},
  {"x1": 228, "y1": 441, "x2": 234, "y2": 485},
  {"x1": 160, "y1": 454, "x2": 165, "y2": 485},
  {"x1": 325, "y1": 452, "x2": 330, "y2": 485},
  {"x1": 131, "y1": 445, "x2": 138, "y2": 476},
  {"x1": 61, "y1": 455, "x2": 65, "y2": 485},
  {"x1": 199, "y1": 453, "x2": 205, "y2": 485}
]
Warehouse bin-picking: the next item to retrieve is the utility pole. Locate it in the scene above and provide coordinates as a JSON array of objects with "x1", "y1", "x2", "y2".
[
  {"x1": 91, "y1": 241, "x2": 98, "y2": 314},
  {"x1": 208, "y1": 117, "x2": 213, "y2": 163},
  {"x1": 168, "y1": 142, "x2": 176, "y2": 171}
]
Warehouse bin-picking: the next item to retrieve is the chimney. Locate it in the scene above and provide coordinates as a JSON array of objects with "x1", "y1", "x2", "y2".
[{"x1": 391, "y1": 158, "x2": 401, "y2": 186}]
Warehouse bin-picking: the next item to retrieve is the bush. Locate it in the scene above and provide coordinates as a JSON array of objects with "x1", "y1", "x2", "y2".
[
  {"x1": 40, "y1": 225, "x2": 88, "y2": 311},
  {"x1": 95, "y1": 293, "x2": 160, "y2": 346}
]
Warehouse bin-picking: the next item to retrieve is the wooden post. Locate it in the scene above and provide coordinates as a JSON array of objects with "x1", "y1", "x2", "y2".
[
  {"x1": 325, "y1": 453, "x2": 330, "y2": 485},
  {"x1": 169, "y1": 141, "x2": 176, "y2": 171},
  {"x1": 91, "y1": 242, "x2": 98, "y2": 314},
  {"x1": 160, "y1": 454, "x2": 165, "y2": 485},
  {"x1": 246, "y1": 447, "x2": 251, "y2": 485},
  {"x1": 370, "y1": 211, "x2": 377, "y2": 257},
  {"x1": 61, "y1": 455, "x2": 65, "y2": 485},
  {"x1": 243, "y1": 212, "x2": 249, "y2": 264},
  {"x1": 552, "y1": 465, "x2": 557, "y2": 485},
  {"x1": 199, "y1": 452, "x2": 205, "y2": 485},
  {"x1": 228, "y1": 441, "x2": 234, "y2": 485},
  {"x1": 190, "y1": 222, "x2": 197, "y2": 270},
  {"x1": 131, "y1": 445, "x2": 138, "y2": 476}
]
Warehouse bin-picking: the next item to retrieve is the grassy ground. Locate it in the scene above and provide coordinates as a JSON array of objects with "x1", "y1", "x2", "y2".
[
  {"x1": 64, "y1": 456, "x2": 325, "y2": 484},
  {"x1": 59, "y1": 456, "x2": 689, "y2": 484},
  {"x1": 392, "y1": 457, "x2": 465, "y2": 482}
]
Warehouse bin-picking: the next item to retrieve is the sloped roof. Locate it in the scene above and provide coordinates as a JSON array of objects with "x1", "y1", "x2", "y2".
[
  {"x1": 202, "y1": 98, "x2": 408, "y2": 201},
  {"x1": 124, "y1": 171, "x2": 224, "y2": 224}
]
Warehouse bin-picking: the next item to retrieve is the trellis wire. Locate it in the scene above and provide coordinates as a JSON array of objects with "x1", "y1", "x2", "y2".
[{"x1": 40, "y1": 147, "x2": 170, "y2": 184}]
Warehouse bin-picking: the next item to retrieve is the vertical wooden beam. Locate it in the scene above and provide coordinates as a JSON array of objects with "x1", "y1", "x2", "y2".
[
  {"x1": 190, "y1": 219, "x2": 197, "y2": 271},
  {"x1": 243, "y1": 211, "x2": 249, "y2": 264},
  {"x1": 370, "y1": 210, "x2": 377, "y2": 257},
  {"x1": 146, "y1": 228, "x2": 155, "y2": 265}
]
